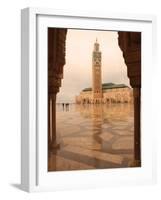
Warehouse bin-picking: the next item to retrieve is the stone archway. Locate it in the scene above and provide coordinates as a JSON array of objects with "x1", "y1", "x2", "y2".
[
  {"x1": 118, "y1": 32, "x2": 141, "y2": 166},
  {"x1": 48, "y1": 28, "x2": 67, "y2": 149},
  {"x1": 48, "y1": 28, "x2": 141, "y2": 166}
]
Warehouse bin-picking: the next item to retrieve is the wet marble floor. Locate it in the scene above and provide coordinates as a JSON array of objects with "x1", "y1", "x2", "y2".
[{"x1": 48, "y1": 103, "x2": 134, "y2": 171}]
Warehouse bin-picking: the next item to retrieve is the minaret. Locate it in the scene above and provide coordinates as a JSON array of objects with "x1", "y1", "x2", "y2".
[{"x1": 92, "y1": 38, "x2": 102, "y2": 103}]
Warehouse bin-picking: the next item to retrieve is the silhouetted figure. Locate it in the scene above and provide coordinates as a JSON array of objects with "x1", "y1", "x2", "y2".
[
  {"x1": 62, "y1": 103, "x2": 64, "y2": 111},
  {"x1": 65, "y1": 103, "x2": 69, "y2": 111}
]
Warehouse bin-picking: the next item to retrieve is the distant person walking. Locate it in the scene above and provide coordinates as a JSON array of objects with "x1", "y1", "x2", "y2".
[
  {"x1": 65, "y1": 103, "x2": 69, "y2": 111},
  {"x1": 62, "y1": 103, "x2": 64, "y2": 111}
]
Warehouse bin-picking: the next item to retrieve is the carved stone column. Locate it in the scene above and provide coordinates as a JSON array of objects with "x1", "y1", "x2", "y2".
[
  {"x1": 133, "y1": 88, "x2": 141, "y2": 166},
  {"x1": 48, "y1": 94, "x2": 58, "y2": 148},
  {"x1": 118, "y1": 32, "x2": 141, "y2": 166},
  {"x1": 48, "y1": 28, "x2": 67, "y2": 150}
]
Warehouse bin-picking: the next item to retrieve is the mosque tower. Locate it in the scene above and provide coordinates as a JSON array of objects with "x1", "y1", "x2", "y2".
[{"x1": 92, "y1": 38, "x2": 102, "y2": 103}]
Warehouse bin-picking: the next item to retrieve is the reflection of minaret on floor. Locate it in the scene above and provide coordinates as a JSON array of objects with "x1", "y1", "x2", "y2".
[{"x1": 92, "y1": 38, "x2": 103, "y2": 103}]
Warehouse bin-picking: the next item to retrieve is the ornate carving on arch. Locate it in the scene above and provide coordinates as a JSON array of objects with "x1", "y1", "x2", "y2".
[
  {"x1": 48, "y1": 28, "x2": 67, "y2": 95},
  {"x1": 118, "y1": 32, "x2": 141, "y2": 88}
]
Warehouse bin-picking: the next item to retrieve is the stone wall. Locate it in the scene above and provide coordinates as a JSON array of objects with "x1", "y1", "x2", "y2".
[{"x1": 75, "y1": 87, "x2": 133, "y2": 104}]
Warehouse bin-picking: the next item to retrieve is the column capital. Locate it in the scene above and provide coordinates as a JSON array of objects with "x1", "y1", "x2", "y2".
[{"x1": 118, "y1": 31, "x2": 141, "y2": 88}]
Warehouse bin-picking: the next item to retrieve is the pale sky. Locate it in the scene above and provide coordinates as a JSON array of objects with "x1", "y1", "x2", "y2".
[{"x1": 57, "y1": 29, "x2": 130, "y2": 103}]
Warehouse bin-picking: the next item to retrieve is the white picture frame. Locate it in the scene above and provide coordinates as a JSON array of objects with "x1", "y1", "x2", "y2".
[{"x1": 21, "y1": 7, "x2": 157, "y2": 192}]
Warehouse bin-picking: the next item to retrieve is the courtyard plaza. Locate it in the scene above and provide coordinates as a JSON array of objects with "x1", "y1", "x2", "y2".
[{"x1": 48, "y1": 103, "x2": 134, "y2": 171}]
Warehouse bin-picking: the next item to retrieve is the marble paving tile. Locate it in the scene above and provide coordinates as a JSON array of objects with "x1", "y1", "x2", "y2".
[
  {"x1": 63, "y1": 146, "x2": 124, "y2": 165},
  {"x1": 120, "y1": 153, "x2": 134, "y2": 160},
  {"x1": 57, "y1": 126, "x2": 81, "y2": 136},
  {"x1": 76, "y1": 130, "x2": 97, "y2": 136},
  {"x1": 85, "y1": 126, "x2": 101, "y2": 131},
  {"x1": 99, "y1": 132, "x2": 114, "y2": 142},
  {"x1": 115, "y1": 130, "x2": 133, "y2": 136},
  {"x1": 101, "y1": 124, "x2": 111, "y2": 129},
  {"x1": 62, "y1": 137, "x2": 101, "y2": 150},
  {"x1": 48, "y1": 155, "x2": 95, "y2": 171},
  {"x1": 112, "y1": 136, "x2": 134, "y2": 150},
  {"x1": 111, "y1": 126, "x2": 129, "y2": 130}
]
